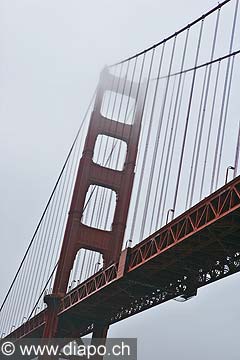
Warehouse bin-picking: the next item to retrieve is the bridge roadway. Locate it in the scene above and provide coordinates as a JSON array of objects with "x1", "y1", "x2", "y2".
[{"x1": 7, "y1": 175, "x2": 240, "y2": 339}]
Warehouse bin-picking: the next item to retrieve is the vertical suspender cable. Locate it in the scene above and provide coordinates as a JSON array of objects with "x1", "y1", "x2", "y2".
[
  {"x1": 211, "y1": 0, "x2": 239, "y2": 191},
  {"x1": 215, "y1": 55, "x2": 235, "y2": 187},
  {"x1": 172, "y1": 19, "x2": 204, "y2": 213},
  {"x1": 189, "y1": 9, "x2": 220, "y2": 204},
  {"x1": 185, "y1": 66, "x2": 208, "y2": 209},
  {"x1": 234, "y1": 119, "x2": 240, "y2": 177},
  {"x1": 153, "y1": 29, "x2": 189, "y2": 230},
  {"x1": 200, "y1": 61, "x2": 221, "y2": 198},
  {"x1": 159, "y1": 72, "x2": 187, "y2": 226},
  {"x1": 139, "y1": 38, "x2": 177, "y2": 240},
  {"x1": 128, "y1": 48, "x2": 155, "y2": 241}
]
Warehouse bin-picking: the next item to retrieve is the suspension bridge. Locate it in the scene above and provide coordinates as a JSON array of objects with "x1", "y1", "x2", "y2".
[{"x1": 1, "y1": 0, "x2": 240, "y2": 357}]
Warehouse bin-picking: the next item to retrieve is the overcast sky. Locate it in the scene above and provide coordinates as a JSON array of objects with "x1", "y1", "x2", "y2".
[{"x1": 0, "y1": 1, "x2": 239, "y2": 359}]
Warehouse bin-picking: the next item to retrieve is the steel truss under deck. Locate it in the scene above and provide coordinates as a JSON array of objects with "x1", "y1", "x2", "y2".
[{"x1": 8, "y1": 175, "x2": 240, "y2": 339}]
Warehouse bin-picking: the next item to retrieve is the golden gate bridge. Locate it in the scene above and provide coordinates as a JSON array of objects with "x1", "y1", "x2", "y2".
[{"x1": 1, "y1": 0, "x2": 240, "y2": 357}]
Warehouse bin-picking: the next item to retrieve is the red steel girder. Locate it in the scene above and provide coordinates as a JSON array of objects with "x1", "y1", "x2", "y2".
[
  {"x1": 128, "y1": 178, "x2": 240, "y2": 270},
  {"x1": 8, "y1": 175, "x2": 240, "y2": 340},
  {"x1": 52, "y1": 68, "x2": 144, "y2": 297}
]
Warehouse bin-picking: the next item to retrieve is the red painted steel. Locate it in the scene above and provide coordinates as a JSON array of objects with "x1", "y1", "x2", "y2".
[
  {"x1": 8, "y1": 175, "x2": 240, "y2": 340},
  {"x1": 53, "y1": 68, "x2": 144, "y2": 297},
  {"x1": 42, "y1": 68, "x2": 144, "y2": 338},
  {"x1": 127, "y1": 177, "x2": 240, "y2": 271},
  {"x1": 58, "y1": 175, "x2": 240, "y2": 312}
]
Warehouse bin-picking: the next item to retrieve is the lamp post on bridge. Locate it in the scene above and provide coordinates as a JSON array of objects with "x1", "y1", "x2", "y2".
[{"x1": 225, "y1": 166, "x2": 235, "y2": 184}]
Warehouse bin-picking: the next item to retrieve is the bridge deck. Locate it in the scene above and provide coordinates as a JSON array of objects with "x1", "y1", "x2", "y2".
[{"x1": 9, "y1": 175, "x2": 240, "y2": 339}]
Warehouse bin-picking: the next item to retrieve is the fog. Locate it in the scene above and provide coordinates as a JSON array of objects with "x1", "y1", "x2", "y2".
[{"x1": 0, "y1": 1, "x2": 239, "y2": 359}]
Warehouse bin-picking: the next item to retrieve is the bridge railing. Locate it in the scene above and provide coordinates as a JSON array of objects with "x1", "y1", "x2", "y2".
[{"x1": 1, "y1": 0, "x2": 240, "y2": 338}]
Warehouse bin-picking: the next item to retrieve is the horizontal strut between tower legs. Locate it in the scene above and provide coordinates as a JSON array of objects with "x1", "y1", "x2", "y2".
[
  {"x1": 83, "y1": 112, "x2": 141, "y2": 166},
  {"x1": 92, "y1": 66, "x2": 140, "y2": 116},
  {"x1": 88, "y1": 161, "x2": 124, "y2": 192},
  {"x1": 99, "y1": 67, "x2": 139, "y2": 99},
  {"x1": 75, "y1": 224, "x2": 112, "y2": 254},
  {"x1": 86, "y1": 112, "x2": 133, "y2": 144}
]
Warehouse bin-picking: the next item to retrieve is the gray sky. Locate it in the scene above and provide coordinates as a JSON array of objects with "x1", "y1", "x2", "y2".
[{"x1": 0, "y1": 1, "x2": 239, "y2": 359}]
